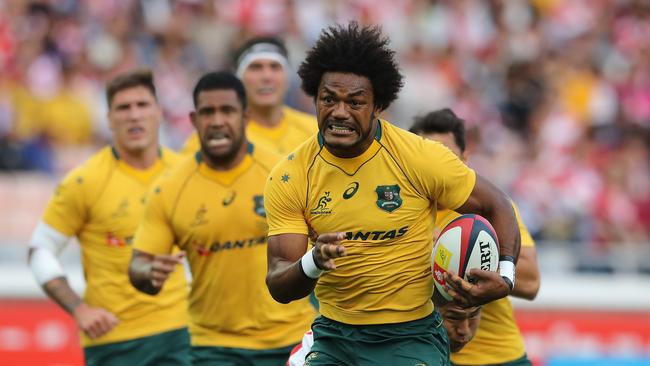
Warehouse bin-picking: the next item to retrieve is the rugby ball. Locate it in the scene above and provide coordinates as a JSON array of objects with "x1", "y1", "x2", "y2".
[{"x1": 432, "y1": 214, "x2": 499, "y2": 301}]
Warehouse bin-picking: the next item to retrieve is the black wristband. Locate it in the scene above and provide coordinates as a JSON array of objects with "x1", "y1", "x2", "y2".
[
  {"x1": 499, "y1": 255, "x2": 515, "y2": 262},
  {"x1": 501, "y1": 276, "x2": 514, "y2": 292}
]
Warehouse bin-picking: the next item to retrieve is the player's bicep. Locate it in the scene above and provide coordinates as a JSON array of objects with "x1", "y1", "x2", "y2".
[
  {"x1": 42, "y1": 172, "x2": 88, "y2": 236},
  {"x1": 264, "y1": 171, "x2": 308, "y2": 236},
  {"x1": 455, "y1": 175, "x2": 503, "y2": 215},
  {"x1": 415, "y1": 140, "x2": 476, "y2": 209}
]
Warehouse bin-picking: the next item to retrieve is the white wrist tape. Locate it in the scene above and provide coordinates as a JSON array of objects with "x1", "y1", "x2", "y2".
[
  {"x1": 300, "y1": 249, "x2": 324, "y2": 279},
  {"x1": 29, "y1": 221, "x2": 71, "y2": 285},
  {"x1": 499, "y1": 260, "x2": 516, "y2": 285}
]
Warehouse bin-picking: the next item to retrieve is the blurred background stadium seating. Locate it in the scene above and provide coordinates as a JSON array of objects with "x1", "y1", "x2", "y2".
[{"x1": 0, "y1": 1, "x2": 648, "y2": 365}]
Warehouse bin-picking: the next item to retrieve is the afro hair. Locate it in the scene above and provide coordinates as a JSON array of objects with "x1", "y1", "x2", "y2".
[{"x1": 298, "y1": 22, "x2": 404, "y2": 111}]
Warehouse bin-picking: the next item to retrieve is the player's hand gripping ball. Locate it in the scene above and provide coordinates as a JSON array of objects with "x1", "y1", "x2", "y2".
[{"x1": 432, "y1": 214, "x2": 499, "y2": 300}]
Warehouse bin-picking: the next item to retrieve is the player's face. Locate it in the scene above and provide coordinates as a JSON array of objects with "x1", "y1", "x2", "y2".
[
  {"x1": 421, "y1": 132, "x2": 468, "y2": 162},
  {"x1": 242, "y1": 59, "x2": 287, "y2": 108},
  {"x1": 108, "y1": 85, "x2": 161, "y2": 153},
  {"x1": 439, "y1": 305, "x2": 481, "y2": 352},
  {"x1": 316, "y1": 72, "x2": 379, "y2": 157},
  {"x1": 191, "y1": 89, "x2": 247, "y2": 164}
]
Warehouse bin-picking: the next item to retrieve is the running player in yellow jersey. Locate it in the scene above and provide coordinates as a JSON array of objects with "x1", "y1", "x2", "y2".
[
  {"x1": 264, "y1": 22, "x2": 522, "y2": 366},
  {"x1": 129, "y1": 71, "x2": 316, "y2": 366},
  {"x1": 409, "y1": 109, "x2": 541, "y2": 366},
  {"x1": 27, "y1": 70, "x2": 190, "y2": 366},
  {"x1": 182, "y1": 37, "x2": 317, "y2": 155},
  {"x1": 288, "y1": 291, "x2": 483, "y2": 366}
]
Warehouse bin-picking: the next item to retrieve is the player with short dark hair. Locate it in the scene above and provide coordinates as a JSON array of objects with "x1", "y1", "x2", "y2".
[
  {"x1": 411, "y1": 109, "x2": 540, "y2": 366},
  {"x1": 264, "y1": 22, "x2": 521, "y2": 365},
  {"x1": 129, "y1": 71, "x2": 315, "y2": 366},
  {"x1": 409, "y1": 108, "x2": 467, "y2": 156},
  {"x1": 28, "y1": 69, "x2": 190, "y2": 365},
  {"x1": 183, "y1": 36, "x2": 317, "y2": 155}
]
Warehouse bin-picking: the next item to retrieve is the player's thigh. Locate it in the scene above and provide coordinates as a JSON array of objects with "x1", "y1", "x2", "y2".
[
  {"x1": 386, "y1": 336, "x2": 450, "y2": 366},
  {"x1": 304, "y1": 350, "x2": 347, "y2": 366},
  {"x1": 85, "y1": 327, "x2": 191, "y2": 366},
  {"x1": 249, "y1": 345, "x2": 296, "y2": 366},
  {"x1": 361, "y1": 311, "x2": 450, "y2": 366},
  {"x1": 190, "y1": 346, "x2": 245, "y2": 366},
  {"x1": 500, "y1": 353, "x2": 533, "y2": 366},
  {"x1": 308, "y1": 316, "x2": 357, "y2": 366},
  {"x1": 191, "y1": 345, "x2": 294, "y2": 366},
  {"x1": 150, "y1": 328, "x2": 191, "y2": 366}
]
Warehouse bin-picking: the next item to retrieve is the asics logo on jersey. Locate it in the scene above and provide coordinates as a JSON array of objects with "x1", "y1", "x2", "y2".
[
  {"x1": 343, "y1": 182, "x2": 359, "y2": 199},
  {"x1": 345, "y1": 226, "x2": 409, "y2": 241},
  {"x1": 222, "y1": 191, "x2": 236, "y2": 206}
]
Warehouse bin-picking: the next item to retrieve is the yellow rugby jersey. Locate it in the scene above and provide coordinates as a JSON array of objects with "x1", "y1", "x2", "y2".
[
  {"x1": 181, "y1": 106, "x2": 317, "y2": 155},
  {"x1": 265, "y1": 120, "x2": 476, "y2": 325},
  {"x1": 41, "y1": 146, "x2": 188, "y2": 347},
  {"x1": 436, "y1": 204, "x2": 535, "y2": 365},
  {"x1": 133, "y1": 143, "x2": 316, "y2": 349}
]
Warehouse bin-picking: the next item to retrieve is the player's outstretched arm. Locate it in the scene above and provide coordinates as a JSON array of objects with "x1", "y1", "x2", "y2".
[
  {"x1": 447, "y1": 174, "x2": 521, "y2": 307},
  {"x1": 28, "y1": 222, "x2": 119, "y2": 339},
  {"x1": 28, "y1": 248, "x2": 119, "y2": 339},
  {"x1": 511, "y1": 246, "x2": 540, "y2": 300},
  {"x1": 128, "y1": 249, "x2": 185, "y2": 295},
  {"x1": 266, "y1": 232, "x2": 346, "y2": 304}
]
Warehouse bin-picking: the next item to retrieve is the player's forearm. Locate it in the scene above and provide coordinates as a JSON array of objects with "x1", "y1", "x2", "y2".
[
  {"x1": 266, "y1": 260, "x2": 317, "y2": 304},
  {"x1": 511, "y1": 275, "x2": 539, "y2": 300},
  {"x1": 511, "y1": 247, "x2": 540, "y2": 300},
  {"x1": 485, "y1": 196, "x2": 521, "y2": 262},
  {"x1": 458, "y1": 176, "x2": 521, "y2": 261},
  {"x1": 128, "y1": 257, "x2": 160, "y2": 295},
  {"x1": 42, "y1": 277, "x2": 83, "y2": 315}
]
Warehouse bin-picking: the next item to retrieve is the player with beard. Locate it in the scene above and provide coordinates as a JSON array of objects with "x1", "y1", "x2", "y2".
[
  {"x1": 183, "y1": 37, "x2": 317, "y2": 155},
  {"x1": 264, "y1": 22, "x2": 521, "y2": 365},
  {"x1": 27, "y1": 70, "x2": 189, "y2": 365},
  {"x1": 129, "y1": 71, "x2": 316, "y2": 366}
]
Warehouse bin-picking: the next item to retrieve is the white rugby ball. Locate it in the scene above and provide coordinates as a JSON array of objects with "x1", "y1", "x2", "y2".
[{"x1": 432, "y1": 214, "x2": 499, "y2": 301}]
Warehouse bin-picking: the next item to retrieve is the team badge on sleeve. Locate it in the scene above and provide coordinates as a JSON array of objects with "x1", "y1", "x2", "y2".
[{"x1": 375, "y1": 185, "x2": 402, "y2": 212}]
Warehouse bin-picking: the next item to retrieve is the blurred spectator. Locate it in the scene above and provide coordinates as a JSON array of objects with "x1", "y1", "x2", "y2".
[{"x1": 0, "y1": 0, "x2": 648, "y2": 246}]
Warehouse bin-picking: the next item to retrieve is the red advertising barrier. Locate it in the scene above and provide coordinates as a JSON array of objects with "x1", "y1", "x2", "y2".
[
  {"x1": 515, "y1": 309, "x2": 650, "y2": 365},
  {"x1": 0, "y1": 300, "x2": 83, "y2": 366},
  {"x1": 2, "y1": 299, "x2": 650, "y2": 366}
]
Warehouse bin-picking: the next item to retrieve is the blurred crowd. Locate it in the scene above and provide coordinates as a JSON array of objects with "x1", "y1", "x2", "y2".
[{"x1": 0, "y1": 0, "x2": 648, "y2": 247}]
